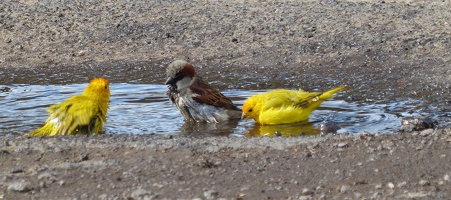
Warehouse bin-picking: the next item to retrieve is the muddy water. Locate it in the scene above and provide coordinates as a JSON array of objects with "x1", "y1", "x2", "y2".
[{"x1": 1, "y1": 82, "x2": 446, "y2": 137}]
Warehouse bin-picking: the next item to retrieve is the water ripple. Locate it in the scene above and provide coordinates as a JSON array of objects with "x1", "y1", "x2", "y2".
[{"x1": 0, "y1": 83, "x2": 447, "y2": 136}]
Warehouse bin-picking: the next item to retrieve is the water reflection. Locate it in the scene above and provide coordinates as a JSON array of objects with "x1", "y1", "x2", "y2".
[
  {"x1": 244, "y1": 122, "x2": 320, "y2": 137},
  {"x1": 179, "y1": 120, "x2": 241, "y2": 136}
]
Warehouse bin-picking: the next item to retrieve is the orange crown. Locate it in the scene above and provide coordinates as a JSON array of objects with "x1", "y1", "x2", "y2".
[{"x1": 91, "y1": 77, "x2": 109, "y2": 85}]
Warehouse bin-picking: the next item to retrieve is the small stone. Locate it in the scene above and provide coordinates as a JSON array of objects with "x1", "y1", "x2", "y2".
[
  {"x1": 337, "y1": 142, "x2": 348, "y2": 148},
  {"x1": 419, "y1": 180, "x2": 430, "y2": 186},
  {"x1": 320, "y1": 121, "x2": 341, "y2": 135},
  {"x1": 38, "y1": 172, "x2": 58, "y2": 184},
  {"x1": 444, "y1": 174, "x2": 450, "y2": 181},
  {"x1": 354, "y1": 192, "x2": 362, "y2": 198},
  {"x1": 11, "y1": 167, "x2": 24, "y2": 174},
  {"x1": 0, "y1": 87, "x2": 11, "y2": 93},
  {"x1": 131, "y1": 189, "x2": 152, "y2": 199},
  {"x1": 316, "y1": 185, "x2": 324, "y2": 191},
  {"x1": 99, "y1": 194, "x2": 108, "y2": 200},
  {"x1": 78, "y1": 152, "x2": 89, "y2": 162},
  {"x1": 387, "y1": 182, "x2": 395, "y2": 189},
  {"x1": 400, "y1": 117, "x2": 438, "y2": 132},
  {"x1": 301, "y1": 188, "x2": 314, "y2": 195},
  {"x1": 7, "y1": 182, "x2": 30, "y2": 192},
  {"x1": 397, "y1": 181, "x2": 407, "y2": 188},
  {"x1": 203, "y1": 189, "x2": 219, "y2": 199},
  {"x1": 240, "y1": 186, "x2": 250, "y2": 191},
  {"x1": 274, "y1": 131, "x2": 282, "y2": 137},
  {"x1": 299, "y1": 196, "x2": 312, "y2": 200},
  {"x1": 375, "y1": 183, "x2": 382, "y2": 189},
  {"x1": 420, "y1": 129, "x2": 434, "y2": 136},
  {"x1": 340, "y1": 185, "x2": 350, "y2": 193},
  {"x1": 330, "y1": 157, "x2": 339, "y2": 163}
]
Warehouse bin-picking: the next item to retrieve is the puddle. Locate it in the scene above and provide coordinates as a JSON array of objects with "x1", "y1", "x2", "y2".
[{"x1": 1, "y1": 83, "x2": 448, "y2": 137}]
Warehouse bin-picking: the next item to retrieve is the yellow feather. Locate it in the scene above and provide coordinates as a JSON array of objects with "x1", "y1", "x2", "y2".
[
  {"x1": 26, "y1": 77, "x2": 110, "y2": 137},
  {"x1": 242, "y1": 86, "x2": 346, "y2": 125}
]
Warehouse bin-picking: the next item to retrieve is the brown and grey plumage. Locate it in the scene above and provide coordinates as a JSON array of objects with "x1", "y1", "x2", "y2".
[{"x1": 165, "y1": 60, "x2": 242, "y2": 123}]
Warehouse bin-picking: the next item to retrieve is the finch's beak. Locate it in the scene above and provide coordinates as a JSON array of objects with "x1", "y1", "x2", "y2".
[
  {"x1": 165, "y1": 77, "x2": 175, "y2": 85},
  {"x1": 241, "y1": 113, "x2": 251, "y2": 121}
]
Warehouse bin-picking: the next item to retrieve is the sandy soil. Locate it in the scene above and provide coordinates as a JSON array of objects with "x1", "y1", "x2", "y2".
[{"x1": 1, "y1": 0, "x2": 451, "y2": 199}]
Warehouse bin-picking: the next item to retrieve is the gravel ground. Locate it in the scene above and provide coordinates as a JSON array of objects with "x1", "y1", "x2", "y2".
[{"x1": 1, "y1": 0, "x2": 451, "y2": 199}]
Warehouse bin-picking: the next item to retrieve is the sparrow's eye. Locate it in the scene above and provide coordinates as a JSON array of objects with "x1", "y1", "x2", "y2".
[{"x1": 248, "y1": 108, "x2": 253, "y2": 112}]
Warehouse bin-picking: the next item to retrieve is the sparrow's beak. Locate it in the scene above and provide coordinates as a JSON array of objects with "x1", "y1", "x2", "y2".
[
  {"x1": 165, "y1": 77, "x2": 175, "y2": 85},
  {"x1": 241, "y1": 113, "x2": 251, "y2": 121}
]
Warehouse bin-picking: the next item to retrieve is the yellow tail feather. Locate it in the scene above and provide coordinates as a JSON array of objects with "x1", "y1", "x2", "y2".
[{"x1": 319, "y1": 86, "x2": 347, "y2": 100}]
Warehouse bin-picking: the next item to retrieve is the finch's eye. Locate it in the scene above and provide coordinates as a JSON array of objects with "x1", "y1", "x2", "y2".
[{"x1": 248, "y1": 108, "x2": 253, "y2": 112}]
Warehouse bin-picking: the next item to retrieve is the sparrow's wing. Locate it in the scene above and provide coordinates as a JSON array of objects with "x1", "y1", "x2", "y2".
[{"x1": 190, "y1": 78, "x2": 240, "y2": 111}]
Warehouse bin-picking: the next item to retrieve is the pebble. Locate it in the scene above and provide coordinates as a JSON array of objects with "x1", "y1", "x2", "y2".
[
  {"x1": 7, "y1": 182, "x2": 30, "y2": 192},
  {"x1": 38, "y1": 172, "x2": 58, "y2": 184},
  {"x1": 99, "y1": 194, "x2": 108, "y2": 200},
  {"x1": 299, "y1": 196, "x2": 312, "y2": 200},
  {"x1": 130, "y1": 188, "x2": 152, "y2": 199},
  {"x1": 420, "y1": 129, "x2": 434, "y2": 136},
  {"x1": 387, "y1": 182, "x2": 395, "y2": 189},
  {"x1": 301, "y1": 188, "x2": 314, "y2": 195},
  {"x1": 340, "y1": 185, "x2": 350, "y2": 193},
  {"x1": 375, "y1": 183, "x2": 382, "y2": 189},
  {"x1": 397, "y1": 181, "x2": 407, "y2": 188},
  {"x1": 11, "y1": 167, "x2": 24, "y2": 174},
  {"x1": 354, "y1": 192, "x2": 362, "y2": 198},
  {"x1": 419, "y1": 180, "x2": 430, "y2": 186},
  {"x1": 337, "y1": 142, "x2": 348, "y2": 148},
  {"x1": 444, "y1": 174, "x2": 450, "y2": 181},
  {"x1": 320, "y1": 121, "x2": 341, "y2": 135},
  {"x1": 203, "y1": 189, "x2": 219, "y2": 199},
  {"x1": 78, "y1": 152, "x2": 89, "y2": 162},
  {"x1": 399, "y1": 117, "x2": 438, "y2": 132}
]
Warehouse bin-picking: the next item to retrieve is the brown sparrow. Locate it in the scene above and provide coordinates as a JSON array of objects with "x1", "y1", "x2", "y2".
[{"x1": 165, "y1": 60, "x2": 242, "y2": 123}]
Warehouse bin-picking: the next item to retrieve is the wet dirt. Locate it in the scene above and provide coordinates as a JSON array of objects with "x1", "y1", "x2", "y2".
[{"x1": 1, "y1": 0, "x2": 451, "y2": 199}]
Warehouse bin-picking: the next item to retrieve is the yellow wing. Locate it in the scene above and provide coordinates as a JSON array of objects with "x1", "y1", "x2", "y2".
[
  {"x1": 258, "y1": 86, "x2": 346, "y2": 125},
  {"x1": 28, "y1": 95, "x2": 104, "y2": 136},
  {"x1": 261, "y1": 89, "x2": 322, "y2": 111}
]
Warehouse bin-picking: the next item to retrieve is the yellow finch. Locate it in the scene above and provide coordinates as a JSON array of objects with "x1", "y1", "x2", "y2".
[
  {"x1": 26, "y1": 77, "x2": 110, "y2": 136},
  {"x1": 241, "y1": 86, "x2": 346, "y2": 125}
]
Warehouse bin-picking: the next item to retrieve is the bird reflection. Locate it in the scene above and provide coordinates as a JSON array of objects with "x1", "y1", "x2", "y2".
[
  {"x1": 244, "y1": 122, "x2": 321, "y2": 137},
  {"x1": 179, "y1": 119, "x2": 240, "y2": 136}
]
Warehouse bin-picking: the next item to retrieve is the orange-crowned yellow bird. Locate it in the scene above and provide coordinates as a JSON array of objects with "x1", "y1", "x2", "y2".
[
  {"x1": 241, "y1": 86, "x2": 346, "y2": 125},
  {"x1": 26, "y1": 77, "x2": 110, "y2": 136}
]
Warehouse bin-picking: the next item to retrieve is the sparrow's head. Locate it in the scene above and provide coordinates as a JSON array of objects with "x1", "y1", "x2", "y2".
[
  {"x1": 165, "y1": 60, "x2": 196, "y2": 91},
  {"x1": 241, "y1": 95, "x2": 261, "y2": 122}
]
